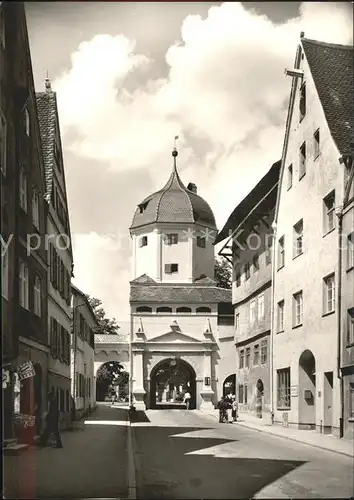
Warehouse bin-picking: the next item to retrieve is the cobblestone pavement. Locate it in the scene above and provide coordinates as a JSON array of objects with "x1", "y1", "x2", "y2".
[{"x1": 132, "y1": 409, "x2": 354, "y2": 499}]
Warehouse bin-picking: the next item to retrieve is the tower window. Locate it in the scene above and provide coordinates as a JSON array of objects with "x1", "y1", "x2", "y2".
[
  {"x1": 165, "y1": 263, "x2": 178, "y2": 274},
  {"x1": 156, "y1": 306, "x2": 172, "y2": 313},
  {"x1": 313, "y1": 129, "x2": 320, "y2": 159},
  {"x1": 136, "y1": 306, "x2": 152, "y2": 313},
  {"x1": 138, "y1": 201, "x2": 149, "y2": 213},
  {"x1": 139, "y1": 236, "x2": 148, "y2": 247},
  {"x1": 176, "y1": 307, "x2": 191, "y2": 313},
  {"x1": 165, "y1": 234, "x2": 178, "y2": 245},
  {"x1": 197, "y1": 236, "x2": 206, "y2": 248},
  {"x1": 196, "y1": 306, "x2": 211, "y2": 313}
]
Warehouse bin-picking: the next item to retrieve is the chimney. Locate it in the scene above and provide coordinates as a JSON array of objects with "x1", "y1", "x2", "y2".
[{"x1": 187, "y1": 182, "x2": 197, "y2": 193}]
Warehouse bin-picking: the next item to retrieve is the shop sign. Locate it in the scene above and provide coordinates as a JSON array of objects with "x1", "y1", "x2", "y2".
[
  {"x1": 17, "y1": 361, "x2": 36, "y2": 381},
  {"x1": 13, "y1": 413, "x2": 36, "y2": 428},
  {"x1": 290, "y1": 385, "x2": 298, "y2": 397}
]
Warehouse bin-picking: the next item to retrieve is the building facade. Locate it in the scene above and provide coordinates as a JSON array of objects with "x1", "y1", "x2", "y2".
[
  {"x1": 71, "y1": 285, "x2": 97, "y2": 419},
  {"x1": 340, "y1": 157, "x2": 354, "y2": 439},
  {"x1": 129, "y1": 148, "x2": 234, "y2": 411},
  {"x1": 36, "y1": 79, "x2": 74, "y2": 430},
  {"x1": 2, "y1": 2, "x2": 49, "y2": 441},
  {"x1": 272, "y1": 35, "x2": 353, "y2": 437},
  {"x1": 1, "y1": 0, "x2": 19, "y2": 439},
  {"x1": 217, "y1": 161, "x2": 281, "y2": 419}
]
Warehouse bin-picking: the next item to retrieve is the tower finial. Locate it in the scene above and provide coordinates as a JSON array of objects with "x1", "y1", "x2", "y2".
[
  {"x1": 45, "y1": 70, "x2": 52, "y2": 93},
  {"x1": 172, "y1": 135, "x2": 179, "y2": 169}
]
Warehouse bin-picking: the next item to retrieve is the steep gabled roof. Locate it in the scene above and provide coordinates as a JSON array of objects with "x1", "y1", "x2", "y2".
[
  {"x1": 130, "y1": 284, "x2": 232, "y2": 304},
  {"x1": 302, "y1": 38, "x2": 354, "y2": 155},
  {"x1": 130, "y1": 274, "x2": 157, "y2": 285},
  {"x1": 215, "y1": 160, "x2": 281, "y2": 244}
]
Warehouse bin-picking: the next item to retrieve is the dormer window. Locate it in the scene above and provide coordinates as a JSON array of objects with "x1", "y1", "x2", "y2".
[
  {"x1": 196, "y1": 306, "x2": 211, "y2": 313},
  {"x1": 299, "y1": 83, "x2": 306, "y2": 121},
  {"x1": 138, "y1": 201, "x2": 149, "y2": 214},
  {"x1": 165, "y1": 234, "x2": 178, "y2": 245},
  {"x1": 165, "y1": 263, "x2": 178, "y2": 274},
  {"x1": 139, "y1": 236, "x2": 148, "y2": 247},
  {"x1": 156, "y1": 306, "x2": 172, "y2": 314},
  {"x1": 197, "y1": 236, "x2": 206, "y2": 248}
]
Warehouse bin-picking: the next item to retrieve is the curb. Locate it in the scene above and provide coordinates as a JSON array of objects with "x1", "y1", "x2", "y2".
[{"x1": 205, "y1": 412, "x2": 354, "y2": 459}]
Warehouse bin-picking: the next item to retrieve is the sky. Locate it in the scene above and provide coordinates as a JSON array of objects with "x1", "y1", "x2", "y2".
[{"x1": 25, "y1": 1, "x2": 353, "y2": 332}]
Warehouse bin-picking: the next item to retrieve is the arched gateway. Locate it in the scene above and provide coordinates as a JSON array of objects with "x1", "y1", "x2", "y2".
[{"x1": 150, "y1": 358, "x2": 196, "y2": 409}]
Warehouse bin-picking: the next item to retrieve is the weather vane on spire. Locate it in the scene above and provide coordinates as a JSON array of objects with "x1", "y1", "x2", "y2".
[{"x1": 173, "y1": 135, "x2": 179, "y2": 158}]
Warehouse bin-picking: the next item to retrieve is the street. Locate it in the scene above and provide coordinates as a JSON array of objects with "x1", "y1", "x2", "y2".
[{"x1": 4, "y1": 404, "x2": 354, "y2": 499}]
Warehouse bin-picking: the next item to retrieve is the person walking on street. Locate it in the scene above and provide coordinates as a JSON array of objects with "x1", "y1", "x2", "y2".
[
  {"x1": 38, "y1": 389, "x2": 63, "y2": 448},
  {"x1": 232, "y1": 399, "x2": 238, "y2": 422},
  {"x1": 183, "y1": 391, "x2": 191, "y2": 410}
]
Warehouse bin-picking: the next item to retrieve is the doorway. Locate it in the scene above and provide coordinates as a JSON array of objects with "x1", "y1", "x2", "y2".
[
  {"x1": 223, "y1": 374, "x2": 236, "y2": 398},
  {"x1": 33, "y1": 363, "x2": 43, "y2": 434},
  {"x1": 150, "y1": 358, "x2": 196, "y2": 409},
  {"x1": 323, "y1": 371, "x2": 333, "y2": 434},
  {"x1": 298, "y1": 349, "x2": 316, "y2": 429}
]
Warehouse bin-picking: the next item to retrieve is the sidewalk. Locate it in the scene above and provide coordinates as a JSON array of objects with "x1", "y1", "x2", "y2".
[{"x1": 202, "y1": 409, "x2": 354, "y2": 458}]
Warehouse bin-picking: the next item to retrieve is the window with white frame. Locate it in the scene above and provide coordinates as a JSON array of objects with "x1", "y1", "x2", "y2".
[
  {"x1": 245, "y1": 262, "x2": 250, "y2": 280},
  {"x1": 165, "y1": 233, "x2": 178, "y2": 245},
  {"x1": 260, "y1": 339, "x2": 268, "y2": 364},
  {"x1": 323, "y1": 191, "x2": 335, "y2": 233},
  {"x1": 1, "y1": 247, "x2": 9, "y2": 299},
  {"x1": 258, "y1": 293, "x2": 264, "y2": 319},
  {"x1": 19, "y1": 168, "x2": 27, "y2": 212},
  {"x1": 249, "y1": 299, "x2": 256, "y2": 323},
  {"x1": 323, "y1": 274, "x2": 335, "y2": 314},
  {"x1": 245, "y1": 347, "x2": 251, "y2": 368},
  {"x1": 0, "y1": 109, "x2": 6, "y2": 176},
  {"x1": 139, "y1": 236, "x2": 148, "y2": 247},
  {"x1": 287, "y1": 164, "x2": 293, "y2": 189},
  {"x1": 277, "y1": 367, "x2": 291, "y2": 409},
  {"x1": 278, "y1": 236, "x2": 285, "y2": 269},
  {"x1": 265, "y1": 237, "x2": 272, "y2": 266},
  {"x1": 33, "y1": 275, "x2": 41, "y2": 316},
  {"x1": 253, "y1": 254, "x2": 259, "y2": 272},
  {"x1": 19, "y1": 260, "x2": 29, "y2": 309},
  {"x1": 24, "y1": 108, "x2": 30, "y2": 136},
  {"x1": 347, "y1": 311, "x2": 354, "y2": 345},
  {"x1": 313, "y1": 129, "x2": 320, "y2": 159},
  {"x1": 32, "y1": 189, "x2": 40, "y2": 230},
  {"x1": 197, "y1": 236, "x2": 206, "y2": 248},
  {"x1": 293, "y1": 291, "x2": 303, "y2": 327},
  {"x1": 347, "y1": 232, "x2": 354, "y2": 269},
  {"x1": 235, "y1": 312, "x2": 240, "y2": 330},
  {"x1": 239, "y1": 349, "x2": 244, "y2": 369},
  {"x1": 299, "y1": 142, "x2": 306, "y2": 178},
  {"x1": 293, "y1": 219, "x2": 303, "y2": 257},
  {"x1": 253, "y1": 344, "x2": 259, "y2": 365},
  {"x1": 299, "y1": 83, "x2": 306, "y2": 121},
  {"x1": 277, "y1": 300, "x2": 284, "y2": 332}
]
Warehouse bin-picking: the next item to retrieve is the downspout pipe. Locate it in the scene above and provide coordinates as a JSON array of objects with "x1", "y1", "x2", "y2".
[
  {"x1": 269, "y1": 221, "x2": 277, "y2": 424},
  {"x1": 336, "y1": 208, "x2": 344, "y2": 438}
]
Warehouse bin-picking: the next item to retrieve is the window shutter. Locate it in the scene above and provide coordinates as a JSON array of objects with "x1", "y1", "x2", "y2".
[
  {"x1": 50, "y1": 317, "x2": 54, "y2": 355},
  {"x1": 50, "y1": 245, "x2": 54, "y2": 283},
  {"x1": 53, "y1": 250, "x2": 58, "y2": 288}
]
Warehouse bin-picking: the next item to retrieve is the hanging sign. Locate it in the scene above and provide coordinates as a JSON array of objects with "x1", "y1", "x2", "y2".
[
  {"x1": 17, "y1": 361, "x2": 36, "y2": 381},
  {"x1": 13, "y1": 413, "x2": 36, "y2": 427}
]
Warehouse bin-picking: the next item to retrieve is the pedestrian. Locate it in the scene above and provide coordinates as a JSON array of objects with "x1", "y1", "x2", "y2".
[
  {"x1": 232, "y1": 399, "x2": 238, "y2": 422},
  {"x1": 38, "y1": 389, "x2": 63, "y2": 448},
  {"x1": 217, "y1": 397, "x2": 224, "y2": 423},
  {"x1": 183, "y1": 391, "x2": 191, "y2": 410},
  {"x1": 225, "y1": 397, "x2": 233, "y2": 423}
]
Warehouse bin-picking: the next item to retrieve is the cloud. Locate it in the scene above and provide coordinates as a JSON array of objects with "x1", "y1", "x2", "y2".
[
  {"x1": 71, "y1": 232, "x2": 132, "y2": 328},
  {"x1": 55, "y1": 2, "x2": 352, "y2": 320}
]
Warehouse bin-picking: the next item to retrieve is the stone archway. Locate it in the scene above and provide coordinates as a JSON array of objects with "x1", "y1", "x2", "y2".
[
  {"x1": 95, "y1": 361, "x2": 129, "y2": 403},
  {"x1": 223, "y1": 374, "x2": 236, "y2": 397},
  {"x1": 150, "y1": 358, "x2": 197, "y2": 410},
  {"x1": 299, "y1": 349, "x2": 316, "y2": 429}
]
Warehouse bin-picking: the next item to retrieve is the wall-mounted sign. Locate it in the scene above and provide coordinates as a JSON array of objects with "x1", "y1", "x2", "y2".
[
  {"x1": 13, "y1": 413, "x2": 36, "y2": 427},
  {"x1": 17, "y1": 361, "x2": 35, "y2": 381},
  {"x1": 204, "y1": 377, "x2": 211, "y2": 386},
  {"x1": 290, "y1": 385, "x2": 298, "y2": 397}
]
